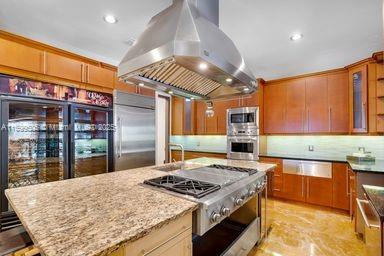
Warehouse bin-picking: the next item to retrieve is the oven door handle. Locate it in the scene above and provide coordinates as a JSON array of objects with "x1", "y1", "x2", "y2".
[{"x1": 356, "y1": 199, "x2": 380, "y2": 229}]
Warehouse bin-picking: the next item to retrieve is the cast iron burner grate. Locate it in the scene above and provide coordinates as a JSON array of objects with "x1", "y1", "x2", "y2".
[
  {"x1": 208, "y1": 164, "x2": 258, "y2": 175},
  {"x1": 144, "y1": 175, "x2": 221, "y2": 198}
]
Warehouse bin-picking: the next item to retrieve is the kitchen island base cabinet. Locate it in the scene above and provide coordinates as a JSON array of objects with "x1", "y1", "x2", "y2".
[{"x1": 111, "y1": 212, "x2": 192, "y2": 256}]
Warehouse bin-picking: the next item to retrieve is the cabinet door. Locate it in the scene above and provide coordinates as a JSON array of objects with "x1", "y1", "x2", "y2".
[
  {"x1": 215, "y1": 99, "x2": 239, "y2": 134},
  {"x1": 306, "y1": 76, "x2": 329, "y2": 132},
  {"x1": 282, "y1": 174, "x2": 305, "y2": 202},
  {"x1": 205, "y1": 114, "x2": 218, "y2": 134},
  {"x1": 138, "y1": 86, "x2": 155, "y2": 97},
  {"x1": 285, "y1": 79, "x2": 306, "y2": 133},
  {"x1": 183, "y1": 99, "x2": 195, "y2": 135},
  {"x1": 328, "y1": 72, "x2": 349, "y2": 133},
  {"x1": 172, "y1": 97, "x2": 184, "y2": 135},
  {"x1": 264, "y1": 83, "x2": 286, "y2": 134},
  {"x1": 242, "y1": 91, "x2": 260, "y2": 106},
  {"x1": 332, "y1": 163, "x2": 349, "y2": 210},
  {"x1": 195, "y1": 101, "x2": 206, "y2": 134},
  {"x1": 349, "y1": 65, "x2": 368, "y2": 133},
  {"x1": 114, "y1": 75, "x2": 137, "y2": 93},
  {"x1": 0, "y1": 38, "x2": 43, "y2": 73},
  {"x1": 45, "y1": 52, "x2": 83, "y2": 82},
  {"x1": 306, "y1": 176, "x2": 333, "y2": 207},
  {"x1": 86, "y1": 64, "x2": 114, "y2": 88}
]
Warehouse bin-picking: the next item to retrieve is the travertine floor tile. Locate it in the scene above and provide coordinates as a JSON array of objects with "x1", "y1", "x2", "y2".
[{"x1": 249, "y1": 199, "x2": 367, "y2": 256}]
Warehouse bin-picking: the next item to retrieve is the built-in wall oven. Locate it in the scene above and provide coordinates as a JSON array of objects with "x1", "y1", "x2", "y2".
[{"x1": 227, "y1": 107, "x2": 259, "y2": 161}]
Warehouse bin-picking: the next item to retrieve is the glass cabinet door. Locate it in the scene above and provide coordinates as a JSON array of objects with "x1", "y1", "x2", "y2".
[
  {"x1": 350, "y1": 66, "x2": 368, "y2": 133},
  {"x1": 2, "y1": 101, "x2": 67, "y2": 196},
  {"x1": 72, "y1": 107, "x2": 109, "y2": 178}
]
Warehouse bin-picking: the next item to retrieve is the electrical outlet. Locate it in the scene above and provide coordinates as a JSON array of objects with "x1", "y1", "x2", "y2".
[{"x1": 308, "y1": 145, "x2": 314, "y2": 151}]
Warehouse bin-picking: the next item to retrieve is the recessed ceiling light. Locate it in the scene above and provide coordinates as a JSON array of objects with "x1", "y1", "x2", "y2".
[
  {"x1": 138, "y1": 82, "x2": 144, "y2": 87},
  {"x1": 103, "y1": 15, "x2": 118, "y2": 24},
  {"x1": 290, "y1": 33, "x2": 303, "y2": 41},
  {"x1": 243, "y1": 87, "x2": 250, "y2": 92},
  {"x1": 225, "y1": 78, "x2": 233, "y2": 83},
  {"x1": 199, "y1": 63, "x2": 208, "y2": 70}
]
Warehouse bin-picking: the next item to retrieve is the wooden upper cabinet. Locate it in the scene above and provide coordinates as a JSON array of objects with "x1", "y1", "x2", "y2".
[
  {"x1": 138, "y1": 86, "x2": 155, "y2": 97},
  {"x1": 243, "y1": 91, "x2": 259, "y2": 106},
  {"x1": 172, "y1": 97, "x2": 184, "y2": 135},
  {"x1": 195, "y1": 101, "x2": 206, "y2": 134},
  {"x1": 285, "y1": 79, "x2": 306, "y2": 133},
  {"x1": 264, "y1": 83, "x2": 286, "y2": 134},
  {"x1": 349, "y1": 64, "x2": 368, "y2": 133},
  {"x1": 0, "y1": 38, "x2": 43, "y2": 73},
  {"x1": 305, "y1": 76, "x2": 329, "y2": 133},
  {"x1": 45, "y1": 52, "x2": 83, "y2": 82},
  {"x1": 86, "y1": 64, "x2": 114, "y2": 88},
  {"x1": 114, "y1": 75, "x2": 137, "y2": 93},
  {"x1": 215, "y1": 98, "x2": 239, "y2": 135},
  {"x1": 328, "y1": 72, "x2": 349, "y2": 133}
]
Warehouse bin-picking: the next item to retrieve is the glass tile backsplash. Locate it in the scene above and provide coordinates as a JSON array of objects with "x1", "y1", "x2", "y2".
[{"x1": 170, "y1": 135, "x2": 384, "y2": 159}]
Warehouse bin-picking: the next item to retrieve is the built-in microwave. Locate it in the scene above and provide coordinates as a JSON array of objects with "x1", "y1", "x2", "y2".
[
  {"x1": 227, "y1": 107, "x2": 259, "y2": 130},
  {"x1": 227, "y1": 136, "x2": 259, "y2": 161}
]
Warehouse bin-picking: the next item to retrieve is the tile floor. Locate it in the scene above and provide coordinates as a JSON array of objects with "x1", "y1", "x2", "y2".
[{"x1": 249, "y1": 199, "x2": 367, "y2": 256}]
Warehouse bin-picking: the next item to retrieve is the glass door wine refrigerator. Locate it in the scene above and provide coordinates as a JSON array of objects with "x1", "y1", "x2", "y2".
[{"x1": 0, "y1": 96, "x2": 113, "y2": 231}]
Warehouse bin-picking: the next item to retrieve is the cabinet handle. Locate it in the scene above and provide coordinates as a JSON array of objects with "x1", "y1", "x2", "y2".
[
  {"x1": 362, "y1": 102, "x2": 367, "y2": 130},
  {"x1": 328, "y1": 107, "x2": 332, "y2": 132},
  {"x1": 356, "y1": 199, "x2": 380, "y2": 228},
  {"x1": 274, "y1": 188, "x2": 281, "y2": 192},
  {"x1": 301, "y1": 176, "x2": 305, "y2": 198},
  {"x1": 346, "y1": 169, "x2": 350, "y2": 196},
  {"x1": 302, "y1": 110, "x2": 305, "y2": 132},
  {"x1": 307, "y1": 108, "x2": 310, "y2": 132},
  {"x1": 307, "y1": 178, "x2": 309, "y2": 198},
  {"x1": 87, "y1": 65, "x2": 90, "y2": 83}
]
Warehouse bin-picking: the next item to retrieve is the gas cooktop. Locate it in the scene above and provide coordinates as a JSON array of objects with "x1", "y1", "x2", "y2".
[{"x1": 143, "y1": 175, "x2": 221, "y2": 199}]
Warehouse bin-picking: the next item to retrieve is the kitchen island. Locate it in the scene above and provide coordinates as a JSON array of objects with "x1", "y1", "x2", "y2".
[{"x1": 5, "y1": 157, "x2": 275, "y2": 256}]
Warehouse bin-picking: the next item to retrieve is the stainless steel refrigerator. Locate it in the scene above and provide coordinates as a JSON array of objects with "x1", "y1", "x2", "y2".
[{"x1": 113, "y1": 91, "x2": 155, "y2": 171}]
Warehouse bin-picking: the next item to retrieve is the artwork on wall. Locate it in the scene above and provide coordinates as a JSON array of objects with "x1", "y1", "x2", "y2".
[{"x1": 0, "y1": 75, "x2": 113, "y2": 107}]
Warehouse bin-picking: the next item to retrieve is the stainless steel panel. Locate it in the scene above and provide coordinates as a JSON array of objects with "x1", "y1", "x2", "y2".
[
  {"x1": 283, "y1": 160, "x2": 332, "y2": 178},
  {"x1": 114, "y1": 104, "x2": 155, "y2": 171},
  {"x1": 114, "y1": 90, "x2": 155, "y2": 109},
  {"x1": 222, "y1": 217, "x2": 260, "y2": 256}
]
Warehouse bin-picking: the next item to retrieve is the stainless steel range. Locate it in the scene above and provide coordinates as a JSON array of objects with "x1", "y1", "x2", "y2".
[
  {"x1": 227, "y1": 107, "x2": 259, "y2": 161},
  {"x1": 144, "y1": 164, "x2": 266, "y2": 255}
]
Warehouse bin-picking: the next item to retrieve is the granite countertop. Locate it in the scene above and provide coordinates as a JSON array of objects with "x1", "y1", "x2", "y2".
[
  {"x1": 362, "y1": 185, "x2": 384, "y2": 222},
  {"x1": 5, "y1": 158, "x2": 274, "y2": 256},
  {"x1": 348, "y1": 159, "x2": 384, "y2": 174}
]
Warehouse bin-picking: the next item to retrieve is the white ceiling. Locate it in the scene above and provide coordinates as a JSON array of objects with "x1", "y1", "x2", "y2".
[{"x1": 0, "y1": 0, "x2": 382, "y2": 80}]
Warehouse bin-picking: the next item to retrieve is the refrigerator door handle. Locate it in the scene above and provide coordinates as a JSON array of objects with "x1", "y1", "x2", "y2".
[{"x1": 118, "y1": 117, "x2": 122, "y2": 158}]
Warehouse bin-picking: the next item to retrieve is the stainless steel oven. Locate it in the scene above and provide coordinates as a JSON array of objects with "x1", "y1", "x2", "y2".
[
  {"x1": 227, "y1": 107, "x2": 259, "y2": 130},
  {"x1": 227, "y1": 136, "x2": 259, "y2": 161}
]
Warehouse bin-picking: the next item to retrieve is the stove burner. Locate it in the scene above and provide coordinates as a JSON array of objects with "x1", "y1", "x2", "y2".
[
  {"x1": 144, "y1": 175, "x2": 221, "y2": 198},
  {"x1": 208, "y1": 164, "x2": 258, "y2": 175}
]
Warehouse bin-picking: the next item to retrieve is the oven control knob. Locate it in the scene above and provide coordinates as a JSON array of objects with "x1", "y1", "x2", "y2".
[
  {"x1": 234, "y1": 198, "x2": 244, "y2": 206},
  {"x1": 248, "y1": 189, "x2": 256, "y2": 197},
  {"x1": 220, "y1": 207, "x2": 231, "y2": 216},
  {"x1": 210, "y1": 212, "x2": 221, "y2": 223}
]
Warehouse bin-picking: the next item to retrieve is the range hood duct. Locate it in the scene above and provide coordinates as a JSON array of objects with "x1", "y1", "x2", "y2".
[{"x1": 118, "y1": 0, "x2": 257, "y2": 100}]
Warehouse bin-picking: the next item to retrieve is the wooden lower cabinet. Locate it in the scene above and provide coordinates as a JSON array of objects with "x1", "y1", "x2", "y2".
[
  {"x1": 306, "y1": 176, "x2": 332, "y2": 207},
  {"x1": 332, "y1": 163, "x2": 350, "y2": 210},
  {"x1": 282, "y1": 174, "x2": 306, "y2": 202},
  {"x1": 171, "y1": 151, "x2": 226, "y2": 162},
  {"x1": 258, "y1": 157, "x2": 283, "y2": 197},
  {"x1": 111, "y1": 213, "x2": 192, "y2": 256}
]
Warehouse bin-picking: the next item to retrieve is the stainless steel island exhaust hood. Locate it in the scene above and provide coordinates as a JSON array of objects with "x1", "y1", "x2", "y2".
[{"x1": 118, "y1": 0, "x2": 257, "y2": 100}]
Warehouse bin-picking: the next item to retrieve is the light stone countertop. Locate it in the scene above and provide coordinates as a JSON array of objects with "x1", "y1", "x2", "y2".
[{"x1": 5, "y1": 158, "x2": 275, "y2": 256}]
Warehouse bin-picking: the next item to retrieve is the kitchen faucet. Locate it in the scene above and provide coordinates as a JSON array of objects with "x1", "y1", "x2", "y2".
[{"x1": 169, "y1": 143, "x2": 185, "y2": 164}]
